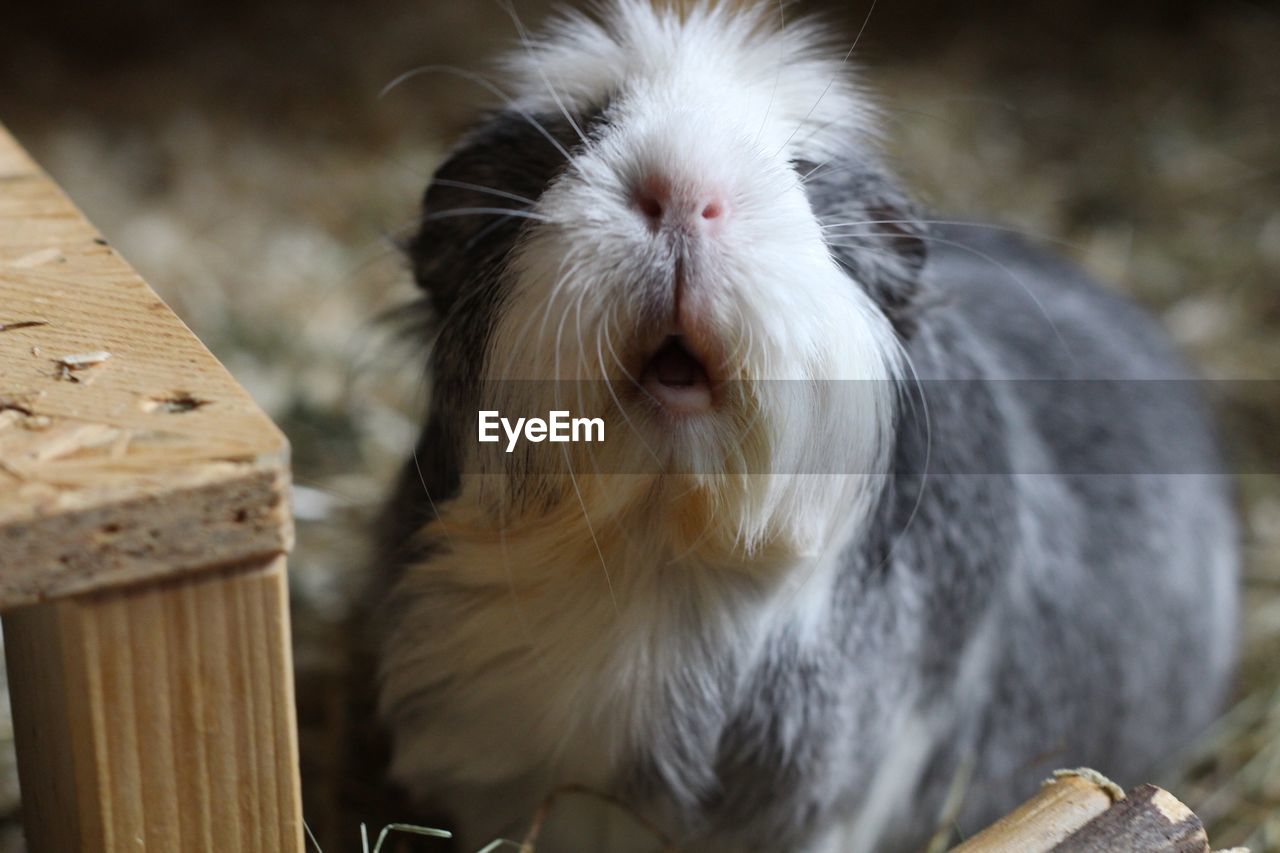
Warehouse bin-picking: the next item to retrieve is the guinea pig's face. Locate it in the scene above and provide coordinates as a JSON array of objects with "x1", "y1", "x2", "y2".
[{"x1": 411, "y1": 1, "x2": 924, "y2": 551}]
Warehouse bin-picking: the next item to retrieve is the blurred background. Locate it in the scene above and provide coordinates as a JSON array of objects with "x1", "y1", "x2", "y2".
[{"x1": 0, "y1": 0, "x2": 1277, "y2": 850}]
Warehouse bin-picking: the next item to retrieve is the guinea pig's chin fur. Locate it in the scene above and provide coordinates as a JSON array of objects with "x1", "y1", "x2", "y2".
[{"x1": 468, "y1": 226, "x2": 902, "y2": 561}]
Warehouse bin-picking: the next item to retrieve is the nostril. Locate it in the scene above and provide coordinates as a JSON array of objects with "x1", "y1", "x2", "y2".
[
  {"x1": 638, "y1": 194, "x2": 664, "y2": 221},
  {"x1": 634, "y1": 177, "x2": 725, "y2": 228}
]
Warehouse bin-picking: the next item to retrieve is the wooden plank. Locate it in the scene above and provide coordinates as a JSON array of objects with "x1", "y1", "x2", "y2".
[
  {"x1": 0, "y1": 122, "x2": 291, "y2": 606},
  {"x1": 2, "y1": 555, "x2": 304, "y2": 852},
  {"x1": 0, "y1": 123, "x2": 301, "y2": 851}
]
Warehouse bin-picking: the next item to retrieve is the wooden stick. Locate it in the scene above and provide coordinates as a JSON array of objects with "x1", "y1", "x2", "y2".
[
  {"x1": 953, "y1": 770, "x2": 1231, "y2": 853},
  {"x1": 951, "y1": 770, "x2": 1121, "y2": 853},
  {"x1": 1052, "y1": 784, "x2": 1209, "y2": 853},
  {"x1": 3, "y1": 556, "x2": 303, "y2": 852}
]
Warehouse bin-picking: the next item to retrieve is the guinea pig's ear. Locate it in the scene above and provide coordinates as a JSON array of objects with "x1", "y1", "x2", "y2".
[
  {"x1": 404, "y1": 109, "x2": 581, "y2": 319},
  {"x1": 804, "y1": 161, "x2": 928, "y2": 338},
  {"x1": 404, "y1": 148, "x2": 528, "y2": 321}
]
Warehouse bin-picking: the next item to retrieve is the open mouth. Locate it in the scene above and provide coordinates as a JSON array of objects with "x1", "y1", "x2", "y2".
[{"x1": 640, "y1": 335, "x2": 714, "y2": 413}]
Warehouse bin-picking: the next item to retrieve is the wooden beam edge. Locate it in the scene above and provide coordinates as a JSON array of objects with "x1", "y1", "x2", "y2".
[{"x1": 0, "y1": 460, "x2": 293, "y2": 609}]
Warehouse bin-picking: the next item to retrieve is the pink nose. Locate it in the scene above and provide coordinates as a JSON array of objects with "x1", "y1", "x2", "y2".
[{"x1": 635, "y1": 176, "x2": 726, "y2": 230}]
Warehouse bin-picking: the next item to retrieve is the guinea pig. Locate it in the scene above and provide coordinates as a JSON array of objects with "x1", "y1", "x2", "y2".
[{"x1": 371, "y1": 2, "x2": 1239, "y2": 850}]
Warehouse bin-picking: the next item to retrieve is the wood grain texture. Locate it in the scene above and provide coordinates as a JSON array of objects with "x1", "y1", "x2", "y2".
[
  {"x1": 1, "y1": 122, "x2": 302, "y2": 851},
  {"x1": 952, "y1": 771, "x2": 1236, "y2": 853},
  {"x1": 1051, "y1": 784, "x2": 1210, "y2": 853},
  {"x1": 0, "y1": 122, "x2": 291, "y2": 607},
  {"x1": 951, "y1": 772, "x2": 1120, "y2": 853},
  {"x1": 2, "y1": 555, "x2": 304, "y2": 853}
]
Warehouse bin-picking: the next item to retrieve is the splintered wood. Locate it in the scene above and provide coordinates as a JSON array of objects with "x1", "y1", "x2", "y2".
[{"x1": 0, "y1": 123, "x2": 292, "y2": 606}]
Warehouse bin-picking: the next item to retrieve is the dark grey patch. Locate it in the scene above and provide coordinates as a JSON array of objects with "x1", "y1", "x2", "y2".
[
  {"x1": 372, "y1": 108, "x2": 597, "y2": 595},
  {"x1": 800, "y1": 152, "x2": 929, "y2": 337}
]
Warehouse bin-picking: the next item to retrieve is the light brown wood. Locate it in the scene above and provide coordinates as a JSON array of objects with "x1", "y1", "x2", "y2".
[
  {"x1": 951, "y1": 771, "x2": 1121, "y2": 853},
  {"x1": 0, "y1": 122, "x2": 291, "y2": 607},
  {"x1": 953, "y1": 771, "x2": 1235, "y2": 853},
  {"x1": 3, "y1": 555, "x2": 304, "y2": 853},
  {"x1": 1, "y1": 123, "x2": 302, "y2": 851},
  {"x1": 1053, "y1": 784, "x2": 1210, "y2": 853}
]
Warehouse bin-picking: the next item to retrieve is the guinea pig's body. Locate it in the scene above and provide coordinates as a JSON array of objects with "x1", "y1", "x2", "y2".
[{"x1": 373, "y1": 3, "x2": 1238, "y2": 850}]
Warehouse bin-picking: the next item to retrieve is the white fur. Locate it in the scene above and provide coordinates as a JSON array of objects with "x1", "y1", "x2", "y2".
[{"x1": 382, "y1": 3, "x2": 903, "y2": 846}]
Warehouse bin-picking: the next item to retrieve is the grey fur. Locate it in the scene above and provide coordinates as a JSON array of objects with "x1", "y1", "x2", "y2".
[
  {"x1": 634, "y1": 222, "x2": 1240, "y2": 849},
  {"x1": 374, "y1": 103, "x2": 1239, "y2": 851}
]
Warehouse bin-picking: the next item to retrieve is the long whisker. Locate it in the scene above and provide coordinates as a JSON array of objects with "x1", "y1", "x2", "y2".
[
  {"x1": 538, "y1": 255, "x2": 585, "y2": 365},
  {"x1": 465, "y1": 215, "x2": 522, "y2": 251},
  {"x1": 422, "y1": 207, "x2": 550, "y2": 223},
  {"x1": 412, "y1": 442, "x2": 454, "y2": 549},
  {"x1": 775, "y1": 0, "x2": 879, "y2": 158},
  {"x1": 599, "y1": 303, "x2": 663, "y2": 468},
  {"x1": 380, "y1": 64, "x2": 576, "y2": 164},
  {"x1": 791, "y1": 115, "x2": 852, "y2": 157},
  {"x1": 431, "y1": 178, "x2": 540, "y2": 207},
  {"x1": 603, "y1": 314, "x2": 663, "y2": 412},
  {"x1": 552, "y1": 260, "x2": 579, "y2": 387},
  {"x1": 417, "y1": 273, "x2": 504, "y2": 370},
  {"x1": 572, "y1": 273, "x2": 594, "y2": 384},
  {"x1": 499, "y1": 0, "x2": 590, "y2": 147},
  {"x1": 495, "y1": 499, "x2": 551, "y2": 678},
  {"x1": 494, "y1": 252, "x2": 579, "y2": 384},
  {"x1": 382, "y1": 205, "x2": 537, "y2": 252},
  {"x1": 826, "y1": 230, "x2": 1077, "y2": 364},
  {"x1": 822, "y1": 218, "x2": 1083, "y2": 250},
  {"x1": 753, "y1": 0, "x2": 786, "y2": 148},
  {"x1": 569, "y1": 289, "x2": 614, "y2": 499},
  {"x1": 549, "y1": 288, "x2": 619, "y2": 615},
  {"x1": 800, "y1": 161, "x2": 830, "y2": 184},
  {"x1": 565, "y1": 451, "x2": 620, "y2": 615},
  {"x1": 408, "y1": 288, "x2": 483, "y2": 371}
]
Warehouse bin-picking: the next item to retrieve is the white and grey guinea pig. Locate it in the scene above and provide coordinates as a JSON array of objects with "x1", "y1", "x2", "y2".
[{"x1": 371, "y1": 2, "x2": 1240, "y2": 851}]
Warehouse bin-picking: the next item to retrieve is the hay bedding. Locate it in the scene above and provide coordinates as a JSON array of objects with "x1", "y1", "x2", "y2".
[{"x1": 0, "y1": 1, "x2": 1276, "y2": 849}]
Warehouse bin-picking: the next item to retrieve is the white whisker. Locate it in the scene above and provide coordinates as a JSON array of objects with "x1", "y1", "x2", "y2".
[
  {"x1": 432, "y1": 178, "x2": 540, "y2": 207},
  {"x1": 775, "y1": 0, "x2": 879, "y2": 158},
  {"x1": 827, "y1": 230, "x2": 1077, "y2": 363},
  {"x1": 500, "y1": 0, "x2": 591, "y2": 147},
  {"x1": 380, "y1": 64, "x2": 577, "y2": 164},
  {"x1": 422, "y1": 207, "x2": 550, "y2": 223}
]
